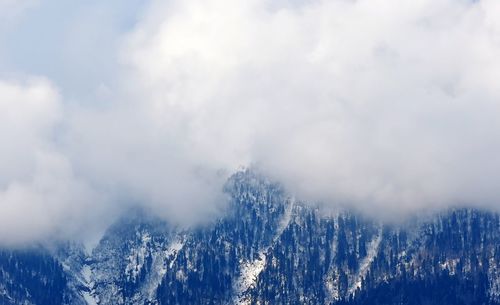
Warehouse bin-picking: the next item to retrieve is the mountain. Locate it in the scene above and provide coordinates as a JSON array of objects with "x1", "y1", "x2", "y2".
[{"x1": 1, "y1": 170, "x2": 500, "y2": 305}]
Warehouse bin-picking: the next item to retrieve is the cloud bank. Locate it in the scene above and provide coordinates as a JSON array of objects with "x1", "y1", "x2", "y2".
[
  {"x1": 1, "y1": 0, "x2": 500, "y2": 244},
  {"x1": 0, "y1": 79, "x2": 106, "y2": 245}
]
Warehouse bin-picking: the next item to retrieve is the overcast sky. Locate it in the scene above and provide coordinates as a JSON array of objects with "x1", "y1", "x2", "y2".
[{"x1": 1, "y1": 0, "x2": 500, "y2": 245}]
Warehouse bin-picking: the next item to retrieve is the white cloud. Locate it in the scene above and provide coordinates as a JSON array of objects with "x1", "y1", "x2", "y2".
[
  {"x1": 114, "y1": 0, "x2": 500, "y2": 217},
  {"x1": 0, "y1": 79, "x2": 105, "y2": 245},
  {"x1": 2, "y1": 0, "x2": 500, "y2": 244},
  {"x1": 0, "y1": 79, "x2": 61, "y2": 185}
]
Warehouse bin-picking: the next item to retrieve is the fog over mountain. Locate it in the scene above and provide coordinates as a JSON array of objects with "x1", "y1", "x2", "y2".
[{"x1": 1, "y1": 0, "x2": 500, "y2": 245}]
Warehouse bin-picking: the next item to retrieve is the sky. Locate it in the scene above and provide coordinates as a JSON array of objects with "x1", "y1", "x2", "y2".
[{"x1": 1, "y1": 0, "x2": 500, "y2": 245}]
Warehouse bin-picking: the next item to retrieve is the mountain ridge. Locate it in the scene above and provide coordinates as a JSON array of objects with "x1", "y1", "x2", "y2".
[{"x1": 1, "y1": 170, "x2": 499, "y2": 305}]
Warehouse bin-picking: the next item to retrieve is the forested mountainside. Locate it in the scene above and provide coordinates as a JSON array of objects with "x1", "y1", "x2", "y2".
[
  {"x1": 0, "y1": 248, "x2": 81, "y2": 305},
  {"x1": 1, "y1": 170, "x2": 500, "y2": 305}
]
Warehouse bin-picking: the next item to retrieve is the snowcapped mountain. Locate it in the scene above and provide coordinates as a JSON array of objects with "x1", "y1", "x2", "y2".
[{"x1": 1, "y1": 170, "x2": 500, "y2": 305}]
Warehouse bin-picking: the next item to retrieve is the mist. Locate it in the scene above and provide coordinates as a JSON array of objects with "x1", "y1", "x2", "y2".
[{"x1": 1, "y1": 0, "x2": 500, "y2": 245}]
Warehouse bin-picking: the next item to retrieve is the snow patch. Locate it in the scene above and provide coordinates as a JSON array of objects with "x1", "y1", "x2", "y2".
[
  {"x1": 234, "y1": 252, "x2": 267, "y2": 305},
  {"x1": 80, "y1": 265, "x2": 98, "y2": 305},
  {"x1": 325, "y1": 271, "x2": 340, "y2": 302},
  {"x1": 125, "y1": 232, "x2": 151, "y2": 282},
  {"x1": 82, "y1": 265, "x2": 92, "y2": 283},
  {"x1": 233, "y1": 198, "x2": 294, "y2": 304},
  {"x1": 136, "y1": 234, "x2": 186, "y2": 303},
  {"x1": 277, "y1": 197, "x2": 294, "y2": 236},
  {"x1": 324, "y1": 217, "x2": 340, "y2": 303},
  {"x1": 82, "y1": 291, "x2": 97, "y2": 305},
  {"x1": 348, "y1": 227, "x2": 382, "y2": 296},
  {"x1": 166, "y1": 237, "x2": 184, "y2": 269}
]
